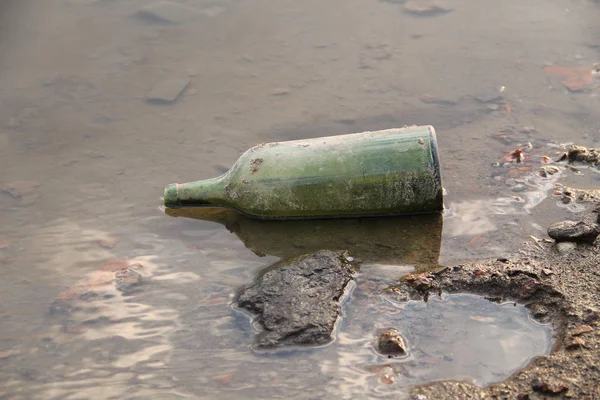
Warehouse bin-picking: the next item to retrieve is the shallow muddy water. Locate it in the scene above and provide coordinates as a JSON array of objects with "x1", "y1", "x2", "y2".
[{"x1": 0, "y1": 0, "x2": 599, "y2": 398}]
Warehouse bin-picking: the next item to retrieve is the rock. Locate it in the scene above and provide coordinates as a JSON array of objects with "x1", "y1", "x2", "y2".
[
  {"x1": 474, "y1": 89, "x2": 503, "y2": 103},
  {"x1": 403, "y1": 0, "x2": 453, "y2": 16},
  {"x1": 539, "y1": 165, "x2": 560, "y2": 178},
  {"x1": 115, "y1": 268, "x2": 142, "y2": 294},
  {"x1": 0, "y1": 132, "x2": 9, "y2": 150},
  {"x1": 548, "y1": 220, "x2": 600, "y2": 244},
  {"x1": 377, "y1": 328, "x2": 408, "y2": 356},
  {"x1": 98, "y1": 236, "x2": 119, "y2": 249},
  {"x1": 570, "y1": 324, "x2": 594, "y2": 336},
  {"x1": 531, "y1": 378, "x2": 568, "y2": 395},
  {"x1": 215, "y1": 373, "x2": 234, "y2": 385},
  {"x1": 567, "y1": 145, "x2": 589, "y2": 162},
  {"x1": 525, "y1": 303, "x2": 549, "y2": 321},
  {"x1": 136, "y1": 1, "x2": 198, "y2": 24},
  {"x1": 404, "y1": 273, "x2": 435, "y2": 290},
  {"x1": 2, "y1": 180, "x2": 41, "y2": 205},
  {"x1": 237, "y1": 250, "x2": 354, "y2": 348},
  {"x1": 419, "y1": 94, "x2": 457, "y2": 105},
  {"x1": 556, "y1": 241, "x2": 578, "y2": 255},
  {"x1": 2, "y1": 180, "x2": 40, "y2": 198},
  {"x1": 565, "y1": 336, "x2": 585, "y2": 350},
  {"x1": 147, "y1": 78, "x2": 190, "y2": 104}
]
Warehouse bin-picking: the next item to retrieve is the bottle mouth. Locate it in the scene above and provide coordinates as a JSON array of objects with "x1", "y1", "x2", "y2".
[{"x1": 163, "y1": 183, "x2": 180, "y2": 207}]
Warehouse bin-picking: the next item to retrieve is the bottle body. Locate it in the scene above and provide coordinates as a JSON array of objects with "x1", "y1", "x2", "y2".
[{"x1": 164, "y1": 125, "x2": 443, "y2": 219}]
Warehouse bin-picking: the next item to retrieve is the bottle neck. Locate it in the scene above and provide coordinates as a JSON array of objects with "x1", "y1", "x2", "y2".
[{"x1": 164, "y1": 176, "x2": 228, "y2": 208}]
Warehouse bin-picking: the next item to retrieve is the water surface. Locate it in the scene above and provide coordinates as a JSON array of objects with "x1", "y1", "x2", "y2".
[{"x1": 0, "y1": 0, "x2": 599, "y2": 398}]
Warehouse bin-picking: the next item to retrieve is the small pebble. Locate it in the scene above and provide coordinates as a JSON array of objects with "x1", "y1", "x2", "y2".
[{"x1": 377, "y1": 328, "x2": 407, "y2": 356}]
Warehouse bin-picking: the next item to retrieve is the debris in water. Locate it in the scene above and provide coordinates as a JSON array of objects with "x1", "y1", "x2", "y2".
[
  {"x1": 2, "y1": 180, "x2": 40, "y2": 198},
  {"x1": 474, "y1": 88, "x2": 503, "y2": 103},
  {"x1": 215, "y1": 373, "x2": 234, "y2": 385},
  {"x1": 136, "y1": 1, "x2": 199, "y2": 24},
  {"x1": 98, "y1": 236, "x2": 119, "y2": 249},
  {"x1": 380, "y1": 372, "x2": 395, "y2": 384},
  {"x1": 545, "y1": 65, "x2": 593, "y2": 92},
  {"x1": 403, "y1": 0, "x2": 453, "y2": 16},
  {"x1": 147, "y1": 78, "x2": 190, "y2": 104},
  {"x1": 269, "y1": 88, "x2": 291, "y2": 96},
  {"x1": 467, "y1": 236, "x2": 489, "y2": 253}
]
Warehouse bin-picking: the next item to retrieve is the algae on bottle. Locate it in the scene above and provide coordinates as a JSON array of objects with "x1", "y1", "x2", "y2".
[{"x1": 163, "y1": 125, "x2": 443, "y2": 219}]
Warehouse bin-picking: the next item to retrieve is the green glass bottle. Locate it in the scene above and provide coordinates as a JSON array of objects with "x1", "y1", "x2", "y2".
[{"x1": 163, "y1": 125, "x2": 443, "y2": 219}]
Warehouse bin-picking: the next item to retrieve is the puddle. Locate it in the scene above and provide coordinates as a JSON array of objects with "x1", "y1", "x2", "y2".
[{"x1": 334, "y1": 288, "x2": 553, "y2": 398}]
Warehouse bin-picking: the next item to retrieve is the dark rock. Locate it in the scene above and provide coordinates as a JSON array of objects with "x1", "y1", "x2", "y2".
[
  {"x1": 567, "y1": 145, "x2": 589, "y2": 163},
  {"x1": 547, "y1": 220, "x2": 600, "y2": 244},
  {"x1": 403, "y1": 0, "x2": 453, "y2": 16},
  {"x1": 531, "y1": 378, "x2": 568, "y2": 395},
  {"x1": 377, "y1": 328, "x2": 407, "y2": 356},
  {"x1": 237, "y1": 250, "x2": 355, "y2": 348}
]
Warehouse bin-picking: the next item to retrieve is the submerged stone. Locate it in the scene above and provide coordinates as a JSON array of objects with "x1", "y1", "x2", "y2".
[
  {"x1": 147, "y1": 78, "x2": 190, "y2": 104},
  {"x1": 136, "y1": 2, "x2": 198, "y2": 24},
  {"x1": 237, "y1": 250, "x2": 355, "y2": 348}
]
